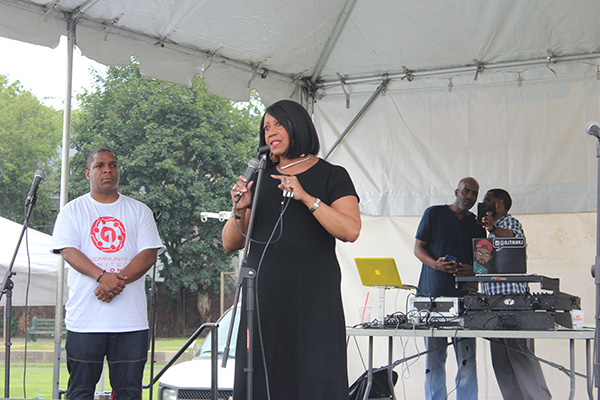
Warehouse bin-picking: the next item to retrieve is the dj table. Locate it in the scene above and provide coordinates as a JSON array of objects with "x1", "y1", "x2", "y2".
[{"x1": 346, "y1": 326, "x2": 594, "y2": 400}]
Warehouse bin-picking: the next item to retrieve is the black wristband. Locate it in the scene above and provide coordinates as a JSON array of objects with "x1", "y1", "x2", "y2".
[{"x1": 96, "y1": 270, "x2": 106, "y2": 282}]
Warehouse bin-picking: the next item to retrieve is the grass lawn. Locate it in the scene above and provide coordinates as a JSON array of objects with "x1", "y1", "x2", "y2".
[
  {"x1": 0, "y1": 337, "x2": 193, "y2": 400},
  {"x1": 11, "y1": 337, "x2": 189, "y2": 352}
]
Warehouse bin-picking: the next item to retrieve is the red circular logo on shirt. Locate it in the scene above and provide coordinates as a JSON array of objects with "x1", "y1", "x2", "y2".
[{"x1": 90, "y1": 217, "x2": 126, "y2": 253}]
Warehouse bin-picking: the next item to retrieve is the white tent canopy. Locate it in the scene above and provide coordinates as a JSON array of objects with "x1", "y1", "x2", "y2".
[
  {"x1": 1, "y1": 1, "x2": 600, "y2": 398},
  {"x1": 0, "y1": 0, "x2": 599, "y2": 102},
  {"x1": 1, "y1": 0, "x2": 599, "y2": 215},
  {"x1": 316, "y1": 76, "x2": 600, "y2": 215},
  {"x1": 0, "y1": 217, "x2": 63, "y2": 306}
]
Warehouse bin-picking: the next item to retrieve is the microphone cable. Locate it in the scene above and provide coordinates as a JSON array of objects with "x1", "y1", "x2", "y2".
[
  {"x1": 22, "y1": 224, "x2": 33, "y2": 399},
  {"x1": 253, "y1": 193, "x2": 293, "y2": 400},
  {"x1": 231, "y1": 199, "x2": 285, "y2": 246},
  {"x1": 233, "y1": 191, "x2": 292, "y2": 400}
]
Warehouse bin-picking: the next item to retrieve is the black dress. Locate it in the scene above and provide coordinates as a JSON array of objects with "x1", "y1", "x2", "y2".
[{"x1": 233, "y1": 159, "x2": 358, "y2": 400}]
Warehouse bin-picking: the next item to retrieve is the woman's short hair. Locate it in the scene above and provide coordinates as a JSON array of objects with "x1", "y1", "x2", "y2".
[{"x1": 259, "y1": 100, "x2": 320, "y2": 166}]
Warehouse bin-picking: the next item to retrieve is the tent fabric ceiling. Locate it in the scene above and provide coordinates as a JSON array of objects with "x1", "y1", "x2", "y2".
[
  {"x1": 1, "y1": 0, "x2": 600, "y2": 217},
  {"x1": 1, "y1": 0, "x2": 600, "y2": 104},
  {"x1": 315, "y1": 76, "x2": 600, "y2": 216}
]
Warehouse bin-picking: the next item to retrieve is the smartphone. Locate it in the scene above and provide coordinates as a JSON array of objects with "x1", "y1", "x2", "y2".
[
  {"x1": 477, "y1": 202, "x2": 489, "y2": 225},
  {"x1": 444, "y1": 255, "x2": 457, "y2": 264}
]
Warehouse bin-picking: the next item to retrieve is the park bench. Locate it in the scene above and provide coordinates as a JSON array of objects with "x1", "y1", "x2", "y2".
[{"x1": 26, "y1": 317, "x2": 66, "y2": 342}]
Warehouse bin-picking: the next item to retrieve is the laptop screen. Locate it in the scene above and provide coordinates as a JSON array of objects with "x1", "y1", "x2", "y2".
[
  {"x1": 355, "y1": 258, "x2": 402, "y2": 287},
  {"x1": 355, "y1": 257, "x2": 418, "y2": 289}
]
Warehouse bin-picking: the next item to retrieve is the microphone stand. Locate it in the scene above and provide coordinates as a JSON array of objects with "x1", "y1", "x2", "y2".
[
  {"x1": 591, "y1": 135, "x2": 600, "y2": 399},
  {"x1": 222, "y1": 149, "x2": 269, "y2": 400},
  {"x1": 147, "y1": 210, "x2": 161, "y2": 400},
  {"x1": 0, "y1": 194, "x2": 39, "y2": 398}
]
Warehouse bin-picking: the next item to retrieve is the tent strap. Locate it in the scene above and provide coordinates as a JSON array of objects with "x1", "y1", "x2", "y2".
[{"x1": 323, "y1": 79, "x2": 389, "y2": 160}]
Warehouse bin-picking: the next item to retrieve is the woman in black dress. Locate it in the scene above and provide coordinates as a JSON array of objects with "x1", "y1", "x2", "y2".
[{"x1": 222, "y1": 99, "x2": 361, "y2": 400}]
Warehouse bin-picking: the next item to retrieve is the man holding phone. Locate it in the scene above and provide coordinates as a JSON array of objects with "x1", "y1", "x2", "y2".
[
  {"x1": 480, "y1": 188, "x2": 551, "y2": 400},
  {"x1": 414, "y1": 177, "x2": 485, "y2": 400}
]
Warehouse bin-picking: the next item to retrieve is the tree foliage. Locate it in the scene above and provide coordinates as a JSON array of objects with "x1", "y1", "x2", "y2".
[
  {"x1": 0, "y1": 75, "x2": 62, "y2": 233},
  {"x1": 71, "y1": 62, "x2": 259, "y2": 295}
]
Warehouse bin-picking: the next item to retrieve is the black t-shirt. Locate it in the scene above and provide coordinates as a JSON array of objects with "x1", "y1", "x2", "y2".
[{"x1": 415, "y1": 205, "x2": 485, "y2": 297}]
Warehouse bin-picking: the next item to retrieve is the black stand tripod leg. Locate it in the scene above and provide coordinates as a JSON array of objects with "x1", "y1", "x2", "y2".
[
  {"x1": 3, "y1": 277, "x2": 14, "y2": 398},
  {"x1": 223, "y1": 282, "x2": 241, "y2": 368},
  {"x1": 147, "y1": 262, "x2": 158, "y2": 400},
  {"x1": 594, "y1": 140, "x2": 600, "y2": 399},
  {"x1": 244, "y1": 265, "x2": 256, "y2": 398},
  {"x1": 221, "y1": 149, "x2": 269, "y2": 400},
  {"x1": 222, "y1": 262, "x2": 256, "y2": 398},
  {"x1": 1, "y1": 195, "x2": 38, "y2": 398},
  {"x1": 147, "y1": 210, "x2": 161, "y2": 400},
  {"x1": 589, "y1": 137, "x2": 600, "y2": 400}
]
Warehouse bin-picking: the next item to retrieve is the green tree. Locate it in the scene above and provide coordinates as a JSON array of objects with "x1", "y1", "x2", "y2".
[
  {"x1": 0, "y1": 75, "x2": 62, "y2": 233},
  {"x1": 71, "y1": 63, "x2": 260, "y2": 303}
]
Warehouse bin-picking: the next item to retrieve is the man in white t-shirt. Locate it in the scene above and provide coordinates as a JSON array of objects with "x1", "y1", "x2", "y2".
[{"x1": 52, "y1": 148, "x2": 164, "y2": 400}]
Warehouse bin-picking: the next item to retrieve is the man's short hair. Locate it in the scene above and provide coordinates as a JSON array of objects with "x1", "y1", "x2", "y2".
[
  {"x1": 86, "y1": 148, "x2": 118, "y2": 169},
  {"x1": 488, "y1": 188, "x2": 512, "y2": 211}
]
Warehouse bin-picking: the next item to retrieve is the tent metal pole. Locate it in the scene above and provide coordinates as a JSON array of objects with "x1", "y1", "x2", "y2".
[
  {"x1": 318, "y1": 52, "x2": 600, "y2": 88},
  {"x1": 52, "y1": 16, "x2": 75, "y2": 400},
  {"x1": 323, "y1": 79, "x2": 389, "y2": 160},
  {"x1": 303, "y1": 90, "x2": 314, "y2": 118},
  {"x1": 309, "y1": 0, "x2": 357, "y2": 84}
]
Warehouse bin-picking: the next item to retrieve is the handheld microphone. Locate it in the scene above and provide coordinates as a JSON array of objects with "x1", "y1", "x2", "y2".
[
  {"x1": 257, "y1": 145, "x2": 271, "y2": 154},
  {"x1": 24, "y1": 170, "x2": 46, "y2": 206},
  {"x1": 586, "y1": 121, "x2": 600, "y2": 139},
  {"x1": 235, "y1": 158, "x2": 259, "y2": 203}
]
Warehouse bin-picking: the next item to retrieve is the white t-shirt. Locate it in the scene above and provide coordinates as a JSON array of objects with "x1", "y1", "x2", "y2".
[{"x1": 52, "y1": 193, "x2": 164, "y2": 332}]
